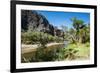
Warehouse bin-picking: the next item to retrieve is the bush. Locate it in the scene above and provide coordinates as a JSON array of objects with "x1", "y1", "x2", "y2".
[
  {"x1": 85, "y1": 42, "x2": 90, "y2": 47},
  {"x1": 21, "y1": 31, "x2": 40, "y2": 44},
  {"x1": 21, "y1": 31, "x2": 63, "y2": 44},
  {"x1": 29, "y1": 48, "x2": 65, "y2": 62},
  {"x1": 64, "y1": 48, "x2": 79, "y2": 60}
]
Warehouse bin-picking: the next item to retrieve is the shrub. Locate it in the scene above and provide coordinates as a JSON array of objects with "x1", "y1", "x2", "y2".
[
  {"x1": 85, "y1": 42, "x2": 90, "y2": 47},
  {"x1": 29, "y1": 46, "x2": 57, "y2": 62},
  {"x1": 21, "y1": 31, "x2": 63, "y2": 44},
  {"x1": 64, "y1": 48, "x2": 79, "y2": 60}
]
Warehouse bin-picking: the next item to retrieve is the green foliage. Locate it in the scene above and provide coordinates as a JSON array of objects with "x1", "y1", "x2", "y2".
[
  {"x1": 60, "y1": 43, "x2": 78, "y2": 60},
  {"x1": 64, "y1": 48, "x2": 78, "y2": 60},
  {"x1": 21, "y1": 31, "x2": 40, "y2": 44},
  {"x1": 67, "y1": 28, "x2": 77, "y2": 43},
  {"x1": 22, "y1": 45, "x2": 80, "y2": 62},
  {"x1": 21, "y1": 17, "x2": 90, "y2": 62},
  {"x1": 69, "y1": 17, "x2": 90, "y2": 43},
  {"x1": 71, "y1": 17, "x2": 84, "y2": 30},
  {"x1": 65, "y1": 43, "x2": 90, "y2": 60},
  {"x1": 22, "y1": 42, "x2": 90, "y2": 63},
  {"x1": 26, "y1": 46, "x2": 66, "y2": 62},
  {"x1": 85, "y1": 42, "x2": 90, "y2": 47},
  {"x1": 21, "y1": 31, "x2": 63, "y2": 45}
]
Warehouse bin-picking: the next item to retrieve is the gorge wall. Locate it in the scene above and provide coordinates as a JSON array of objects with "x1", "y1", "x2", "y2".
[{"x1": 21, "y1": 10, "x2": 64, "y2": 37}]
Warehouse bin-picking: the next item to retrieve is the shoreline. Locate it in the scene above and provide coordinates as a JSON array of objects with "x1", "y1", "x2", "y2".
[{"x1": 22, "y1": 42, "x2": 64, "y2": 54}]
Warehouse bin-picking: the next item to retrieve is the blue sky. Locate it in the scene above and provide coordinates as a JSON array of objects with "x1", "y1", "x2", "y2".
[{"x1": 36, "y1": 10, "x2": 90, "y2": 29}]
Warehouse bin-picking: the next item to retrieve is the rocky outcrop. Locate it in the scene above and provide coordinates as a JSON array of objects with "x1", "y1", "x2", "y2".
[{"x1": 21, "y1": 10, "x2": 63, "y2": 37}]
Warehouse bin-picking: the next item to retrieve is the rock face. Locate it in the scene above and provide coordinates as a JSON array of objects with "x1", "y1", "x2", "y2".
[{"x1": 21, "y1": 10, "x2": 63, "y2": 37}]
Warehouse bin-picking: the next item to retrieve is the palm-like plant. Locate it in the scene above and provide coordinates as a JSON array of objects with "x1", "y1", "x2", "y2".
[
  {"x1": 63, "y1": 48, "x2": 78, "y2": 60},
  {"x1": 71, "y1": 17, "x2": 88, "y2": 43}
]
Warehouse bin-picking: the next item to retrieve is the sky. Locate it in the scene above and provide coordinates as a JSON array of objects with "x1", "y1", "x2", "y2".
[{"x1": 36, "y1": 10, "x2": 90, "y2": 29}]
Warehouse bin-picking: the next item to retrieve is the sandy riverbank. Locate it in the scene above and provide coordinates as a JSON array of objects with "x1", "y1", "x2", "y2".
[{"x1": 22, "y1": 42, "x2": 63, "y2": 54}]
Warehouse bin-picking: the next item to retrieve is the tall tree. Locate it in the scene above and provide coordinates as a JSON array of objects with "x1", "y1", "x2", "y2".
[{"x1": 71, "y1": 17, "x2": 85, "y2": 43}]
